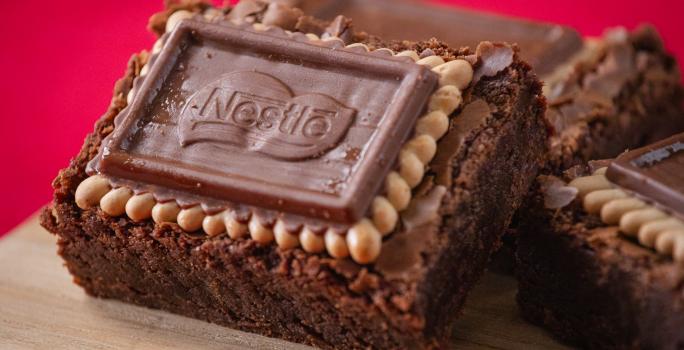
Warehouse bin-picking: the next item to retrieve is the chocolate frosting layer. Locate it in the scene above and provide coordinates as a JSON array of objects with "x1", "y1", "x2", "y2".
[
  {"x1": 375, "y1": 185, "x2": 446, "y2": 280},
  {"x1": 538, "y1": 175, "x2": 578, "y2": 210},
  {"x1": 607, "y1": 133, "x2": 684, "y2": 219},
  {"x1": 293, "y1": 0, "x2": 582, "y2": 76},
  {"x1": 433, "y1": 99, "x2": 492, "y2": 187},
  {"x1": 89, "y1": 19, "x2": 438, "y2": 224}
]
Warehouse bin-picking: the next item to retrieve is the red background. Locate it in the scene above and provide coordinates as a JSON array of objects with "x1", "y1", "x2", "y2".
[{"x1": 1, "y1": 0, "x2": 682, "y2": 236}]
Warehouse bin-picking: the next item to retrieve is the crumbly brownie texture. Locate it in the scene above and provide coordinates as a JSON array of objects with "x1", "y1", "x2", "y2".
[
  {"x1": 41, "y1": 1, "x2": 547, "y2": 349},
  {"x1": 516, "y1": 163, "x2": 684, "y2": 349}
]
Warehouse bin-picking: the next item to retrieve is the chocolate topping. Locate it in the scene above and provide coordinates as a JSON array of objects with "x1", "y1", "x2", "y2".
[
  {"x1": 375, "y1": 185, "x2": 446, "y2": 280},
  {"x1": 581, "y1": 40, "x2": 635, "y2": 103},
  {"x1": 538, "y1": 175, "x2": 578, "y2": 209},
  {"x1": 401, "y1": 185, "x2": 446, "y2": 231},
  {"x1": 322, "y1": 15, "x2": 354, "y2": 44},
  {"x1": 293, "y1": 0, "x2": 582, "y2": 76},
  {"x1": 261, "y1": 2, "x2": 303, "y2": 30},
  {"x1": 227, "y1": 0, "x2": 267, "y2": 22},
  {"x1": 473, "y1": 42, "x2": 514, "y2": 82},
  {"x1": 606, "y1": 133, "x2": 684, "y2": 218},
  {"x1": 433, "y1": 99, "x2": 492, "y2": 187},
  {"x1": 89, "y1": 19, "x2": 438, "y2": 224}
]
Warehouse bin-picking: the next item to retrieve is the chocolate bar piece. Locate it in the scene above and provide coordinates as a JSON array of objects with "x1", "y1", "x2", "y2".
[
  {"x1": 92, "y1": 19, "x2": 437, "y2": 223},
  {"x1": 295, "y1": 0, "x2": 684, "y2": 172},
  {"x1": 516, "y1": 134, "x2": 684, "y2": 348},
  {"x1": 606, "y1": 134, "x2": 684, "y2": 219},
  {"x1": 40, "y1": 1, "x2": 548, "y2": 349}
]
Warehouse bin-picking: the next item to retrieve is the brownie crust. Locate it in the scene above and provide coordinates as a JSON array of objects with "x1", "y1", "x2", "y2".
[{"x1": 40, "y1": 4, "x2": 547, "y2": 349}]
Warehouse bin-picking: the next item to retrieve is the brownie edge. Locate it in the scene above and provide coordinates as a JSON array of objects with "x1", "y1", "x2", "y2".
[{"x1": 40, "y1": 3, "x2": 548, "y2": 349}]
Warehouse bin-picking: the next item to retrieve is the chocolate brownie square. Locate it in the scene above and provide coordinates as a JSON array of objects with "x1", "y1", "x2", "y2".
[
  {"x1": 516, "y1": 134, "x2": 684, "y2": 349},
  {"x1": 40, "y1": 1, "x2": 547, "y2": 348}
]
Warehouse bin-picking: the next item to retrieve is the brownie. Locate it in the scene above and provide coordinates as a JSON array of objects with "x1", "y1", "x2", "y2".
[
  {"x1": 40, "y1": 1, "x2": 547, "y2": 349},
  {"x1": 294, "y1": 0, "x2": 684, "y2": 173},
  {"x1": 294, "y1": 0, "x2": 684, "y2": 280},
  {"x1": 516, "y1": 134, "x2": 684, "y2": 349},
  {"x1": 543, "y1": 27, "x2": 684, "y2": 172}
]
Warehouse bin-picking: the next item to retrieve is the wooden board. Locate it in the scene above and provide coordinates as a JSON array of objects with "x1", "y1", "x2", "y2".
[{"x1": 0, "y1": 213, "x2": 571, "y2": 350}]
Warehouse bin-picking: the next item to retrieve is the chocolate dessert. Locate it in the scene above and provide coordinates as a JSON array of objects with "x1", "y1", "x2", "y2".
[
  {"x1": 40, "y1": 1, "x2": 547, "y2": 348},
  {"x1": 517, "y1": 133, "x2": 684, "y2": 349}
]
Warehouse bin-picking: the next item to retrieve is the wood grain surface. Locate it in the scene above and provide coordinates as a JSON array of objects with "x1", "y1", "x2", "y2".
[{"x1": 0, "y1": 213, "x2": 571, "y2": 350}]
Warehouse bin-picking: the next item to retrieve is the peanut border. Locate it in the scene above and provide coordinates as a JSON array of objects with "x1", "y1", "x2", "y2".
[{"x1": 567, "y1": 167, "x2": 684, "y2": 263}]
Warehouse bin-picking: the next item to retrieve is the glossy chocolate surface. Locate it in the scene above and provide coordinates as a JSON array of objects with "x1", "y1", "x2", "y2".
[
  {"x1": 607, "y1": 133, "x2": 684, "y2": 218},
  {"x1": 92, "y1": 19, "x2": 438, "y2": 223},
  {"x1": 294, "y1": 0, "x2": 583, "y2": 76}
]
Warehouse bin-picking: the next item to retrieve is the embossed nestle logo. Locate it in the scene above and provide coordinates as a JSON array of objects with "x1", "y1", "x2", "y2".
[{"x1": 179, "y1": 71, "x2": 356, "y2": 160}]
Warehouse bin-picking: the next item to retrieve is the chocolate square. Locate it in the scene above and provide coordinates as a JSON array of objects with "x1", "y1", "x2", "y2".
[
  {"x1": 607, "y1": 133, "x2": 684, "y2": 218},
  {"x1": 94, "y1": 20, "x2": 438, "y2": 223}
]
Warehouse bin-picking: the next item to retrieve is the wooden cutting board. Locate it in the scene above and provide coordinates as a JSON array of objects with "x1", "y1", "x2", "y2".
[{"x1": 0, "y1": 213, "x2": 571, "y2": 350}]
